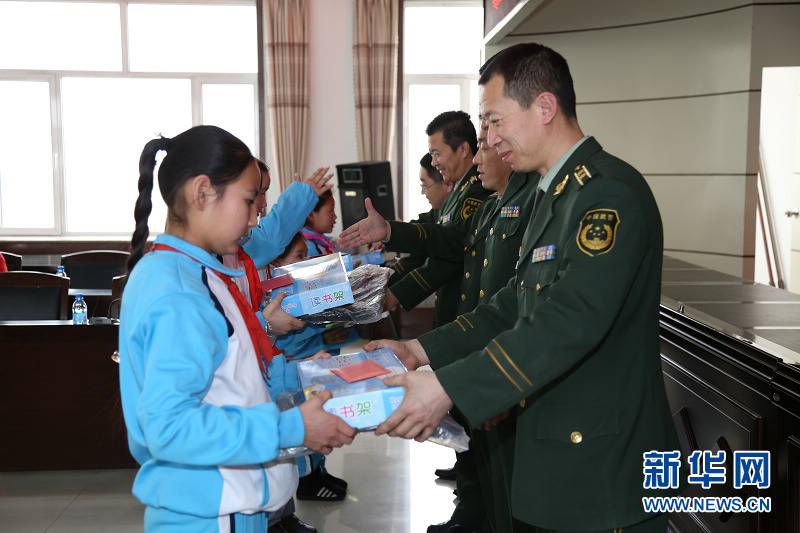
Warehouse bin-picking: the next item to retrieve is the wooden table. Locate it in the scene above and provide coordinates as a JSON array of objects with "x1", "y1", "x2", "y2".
[{"x1": 0, "y1": 321, "x2": 136, "y2": 471}]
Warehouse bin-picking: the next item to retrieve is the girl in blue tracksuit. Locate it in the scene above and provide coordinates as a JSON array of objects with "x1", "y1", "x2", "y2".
[{"x1": 119, "y1": 125, "x2": 356, "y2": 533}]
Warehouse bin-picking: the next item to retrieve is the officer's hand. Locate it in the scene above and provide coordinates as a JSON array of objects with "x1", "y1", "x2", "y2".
[
  {"x1": 363, "y1": 338, "x2": 428, "y2": 370},
  {"x1": 374, "y1": 371, "x2": 453, "y2": 442},
  {"x1": 338, "y1": 198, "x2": 390, "y2": 248},
  {"x1": 477, "y1": 410, "x2": 510, "y2": 431}
]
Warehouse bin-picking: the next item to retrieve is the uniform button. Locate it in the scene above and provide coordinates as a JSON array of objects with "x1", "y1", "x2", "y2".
[
  {"x1": 464, "y1": 246, "x2": 467, "y2": 251},
  {"x1": 461, "y1": 294, "x2": 466, "y2": 301},
  {"x1": 502, "y1": 233, "x2": 507, "y2": 240},
  {"x1": 519, "y1": 399, "x2": 526, "y2": 408},
  {"x1": 434, "y1": 295, "x2": 438, "y2": 301},
  {"x1": 489, "y1": 228, "x2": 494, "y2": 236},
  {"x1": 479, "y1": 290, "x2": 485, "y2": 298},
  {"x1": 474, "y1": 229, "x2": 478, "y2": 236},
  {"x1": 520, "y1": 280, "x2": 525, "y2": 289},
  {"x1": 570, "y1": 431, "x2": 583, "y2": 444},
  {"x1": 465, "y1": 272, "x2": 470, "y2": 279},
  {"x1": 471, "y1": 250, "x2": 476, "y2": 257},
  {"x1": 483, "y1": 258, "x2": 488, "y2": 267}
]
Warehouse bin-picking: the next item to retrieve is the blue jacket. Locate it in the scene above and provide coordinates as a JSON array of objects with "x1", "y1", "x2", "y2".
[
  {"x1": 243, "y1": 182, "x2": 318, "y2": 268},
  {"x1": 119, "y1": 234, "x2": 304, "y2": 518},
  {"x1": 276, "y1": 323, "x2": 362, "y2": 367}
]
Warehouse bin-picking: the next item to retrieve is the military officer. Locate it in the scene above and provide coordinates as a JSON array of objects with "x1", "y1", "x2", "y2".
[
  {"x1": 366, "y1": 43, "x2": 679, "y2": 533},
  {"x1": 387, "y1": 153, "x2": 453, "y2": 289},
  {"x1": 384, "y1": 111, "x2": 491, "y2": 328},
  {"x1": 340, "y1": 133, "x2": 541, "y2": 533}
]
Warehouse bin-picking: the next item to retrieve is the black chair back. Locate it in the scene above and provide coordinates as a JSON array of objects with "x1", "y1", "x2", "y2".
[
  {"x1": 1, "y1": 252, "x2": 23, "y2": 271},
  {"x1": 0, "y1": 271, "x2": 70, "y2": 320},
  {"x1": 60, "y1": 250, "x2": 129, "y2": 290}
]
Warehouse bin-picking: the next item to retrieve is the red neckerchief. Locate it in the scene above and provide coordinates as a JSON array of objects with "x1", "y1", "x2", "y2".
[
  {"x1": 301, "y1": 226, "x2": 335, "y2": 255},
  {"x1": 151, "y1": 243, "x2": 276, "y2": 378},
  {"x1": 237, "y1": 245, "x2": 264, "y2": 311}
]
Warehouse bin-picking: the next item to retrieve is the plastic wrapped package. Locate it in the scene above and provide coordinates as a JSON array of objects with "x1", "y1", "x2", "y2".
[
  {"x1": 303, "y1": 264, "x2": 392, "y2": 325},
  {"x1": 294, "y1": 348, "x2": 470, "y2": 452},
  {"x1": 268, "y1": 253, "x2": 355, "y2": 317},
  {"x1": 275, "y1": 389, "x2": 312, "y2": 460}
]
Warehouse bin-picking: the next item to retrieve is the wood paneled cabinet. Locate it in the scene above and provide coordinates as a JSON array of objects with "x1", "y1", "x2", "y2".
[{"x1": 660, "y1": 307, "x2": 800, "y2": 532}]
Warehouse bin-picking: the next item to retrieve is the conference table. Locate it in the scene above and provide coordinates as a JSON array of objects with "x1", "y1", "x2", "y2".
[{"x1": 0, "y1": 320, "x2": 136, "y2": 471}]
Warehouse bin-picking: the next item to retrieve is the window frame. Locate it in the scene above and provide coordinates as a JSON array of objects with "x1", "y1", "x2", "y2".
[
  {"x1": 0, "y1": 0, "x2": 259, "y2": 238},
  {"x1": 401, "y1": 0, "x2": 482, "y2": 221}
]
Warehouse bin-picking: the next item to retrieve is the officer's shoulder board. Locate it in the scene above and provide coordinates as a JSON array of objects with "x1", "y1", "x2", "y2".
[
  {"x1": 572, "y1": 163, "x2": 598, "y2": 187},
  {"x1": 554, "y1": 163, "x2": 599, "y2": 197}
]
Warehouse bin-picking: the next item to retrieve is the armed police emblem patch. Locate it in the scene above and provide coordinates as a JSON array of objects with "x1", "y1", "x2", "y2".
[
  {"x1": 577, "y1": 209, "x2": 619, "y2": 256},
  {"x1": 460, "y1": 197, "x2": 482, "y2": 219}
]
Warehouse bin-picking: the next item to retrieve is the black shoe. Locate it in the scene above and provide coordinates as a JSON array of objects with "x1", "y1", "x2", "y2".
[
  {"x1": 324, "y1": 471, "x2": 348, "y2": 490},
  {"x1": 269, "y1": 514, "x2": 317, "y2": 533},
  {"x1": 427, "y1": 519, "x2": 478, "y2": 533},
  {"x1": 296, "y1": 467, "x2": 346, "y2": 501},
  {"x1": 434, "y1": 464, "x2": 458, "y2": 481}
]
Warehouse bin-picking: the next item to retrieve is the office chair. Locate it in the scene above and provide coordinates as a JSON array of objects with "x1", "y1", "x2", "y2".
[
  {"x1": 60, "y1": 250, "x2": 129, "y2": 290},
  {"x1": 1, "y1": 251, "x2": 23, "y2": 271},
  {"x1": 0, "y1": 271, "x2": 70, "y2": 320}
]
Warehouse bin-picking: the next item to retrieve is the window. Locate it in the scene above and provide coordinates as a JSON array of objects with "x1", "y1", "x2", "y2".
[
  {"x1": 0, "y1": 1, "x2": 258, "y2": 236},
  {"x1": 403, "y1": 1, "x2": 483, "y2": 221}
]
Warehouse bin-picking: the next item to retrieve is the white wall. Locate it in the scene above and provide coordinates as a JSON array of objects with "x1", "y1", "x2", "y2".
[
  {"x1": 486, "y1": 1, "x2": 800, "y2": 279},
  {"x1": 306, "y1": 0, "x2": 358, "y2": 235}
]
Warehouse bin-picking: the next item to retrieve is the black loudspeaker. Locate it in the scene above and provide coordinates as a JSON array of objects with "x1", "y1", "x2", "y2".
[{"x1": 336, "y1": 160, "x2": 395, "y2": 229}]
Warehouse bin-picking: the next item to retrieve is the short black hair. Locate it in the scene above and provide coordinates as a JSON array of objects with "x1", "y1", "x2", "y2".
[
  {"x1": 419, "y1": 153, "x2": 443, "y2": 183},
  {"x1": 425, "y1": 110, "x2": 478, "y2": 155},
  {"x1": 479, "y1": 43, "x2": 577, "y2": 120}
]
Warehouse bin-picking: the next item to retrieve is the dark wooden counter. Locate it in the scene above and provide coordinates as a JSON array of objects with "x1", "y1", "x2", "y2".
[
  {"x1": 0, "y1": 321, "x2": 136, "y2": 471},
  {"x1": 661, "y1": 257, "x2": 800, "y2": 532}
]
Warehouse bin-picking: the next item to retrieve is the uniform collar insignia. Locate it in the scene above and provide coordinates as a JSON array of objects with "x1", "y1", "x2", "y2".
[{"x1": 554, "y1": 174, "x2": 570, "y2": 196}]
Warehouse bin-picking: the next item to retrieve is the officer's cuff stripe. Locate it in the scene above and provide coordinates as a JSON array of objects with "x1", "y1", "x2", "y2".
[
  {"x1": 492, "y1": 339, "x2": 532, "y2": 387},
  {"x1": 409, "y1": 269, "x2": 432, "y2": 291},
  {"x1": 459, "y1": 315, "x2": 474, "y2": 329},
  {"x1": 486, "y1": 346, "x2": 523, "y2": 392}
]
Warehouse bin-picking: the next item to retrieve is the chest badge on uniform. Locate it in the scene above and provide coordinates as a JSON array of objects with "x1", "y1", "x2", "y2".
[
  {"x1": 531, "y1": 244, "x2": 556, "y2": 263},
  {"x1": 441, "y1": 213, "x2": 452, "y2": 224},
  {"x1": 577, "y1": 209, "x2": 619, "y2": 256},
  {"x1": 460, "y1": 197, "x2": 482, "y2": 219},
  {"x1": 501, "y1": 206, "x2": 520, "y2": 218}
]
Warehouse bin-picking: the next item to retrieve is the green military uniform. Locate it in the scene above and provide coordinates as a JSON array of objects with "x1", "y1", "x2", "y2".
[
  {"x1": 388, "y1": 165, "x2": 490, "y2": 327},
  {"x1": 387, "y1": 208, "x2": 439, "y2": 288},
  {"x1": 388, "y1": 171, "x2": 541, "y2": 533},
  {"x1": 418, "y1": 137, "x2": 679, "y2": 531}
]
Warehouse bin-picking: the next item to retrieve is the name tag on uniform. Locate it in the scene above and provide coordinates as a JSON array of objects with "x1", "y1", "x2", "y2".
[
  {"x1": 501, "y1": 206, "x2": 520, "y2": 218},
  {"x1": 441, "y1": 213, "x2": 451, "y2": 224},
  {"x1": 532, "y1": 244, "x2": 556, "y2": 263}
]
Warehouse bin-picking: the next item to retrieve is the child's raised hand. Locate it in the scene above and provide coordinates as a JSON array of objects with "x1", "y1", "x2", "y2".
[
  {"x1": 298, "y1": 389, "x2": 357, "y2": 454},
  {"x1": 262, "y1": 292, "x2": 305, "y2": 335},
  {"x1": 295, "y1": 166, "x2": 334, "y2": 197}
]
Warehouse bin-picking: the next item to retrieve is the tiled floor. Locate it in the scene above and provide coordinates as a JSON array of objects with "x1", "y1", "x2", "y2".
[
  {"x1": 0, "y1": 435, "x2": 457, "y2": 533},
  {"x1": 0, "y1": 340, "x2": 459, "y2": 532}
]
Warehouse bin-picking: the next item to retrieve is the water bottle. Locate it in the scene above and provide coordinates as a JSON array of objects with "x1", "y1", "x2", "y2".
[
  {"x1": 72, "y1": 294, "x2": 88, "y2": 325},
  {"x1": 56, "y1": 265, "x2": 67, "y2": 277}
]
